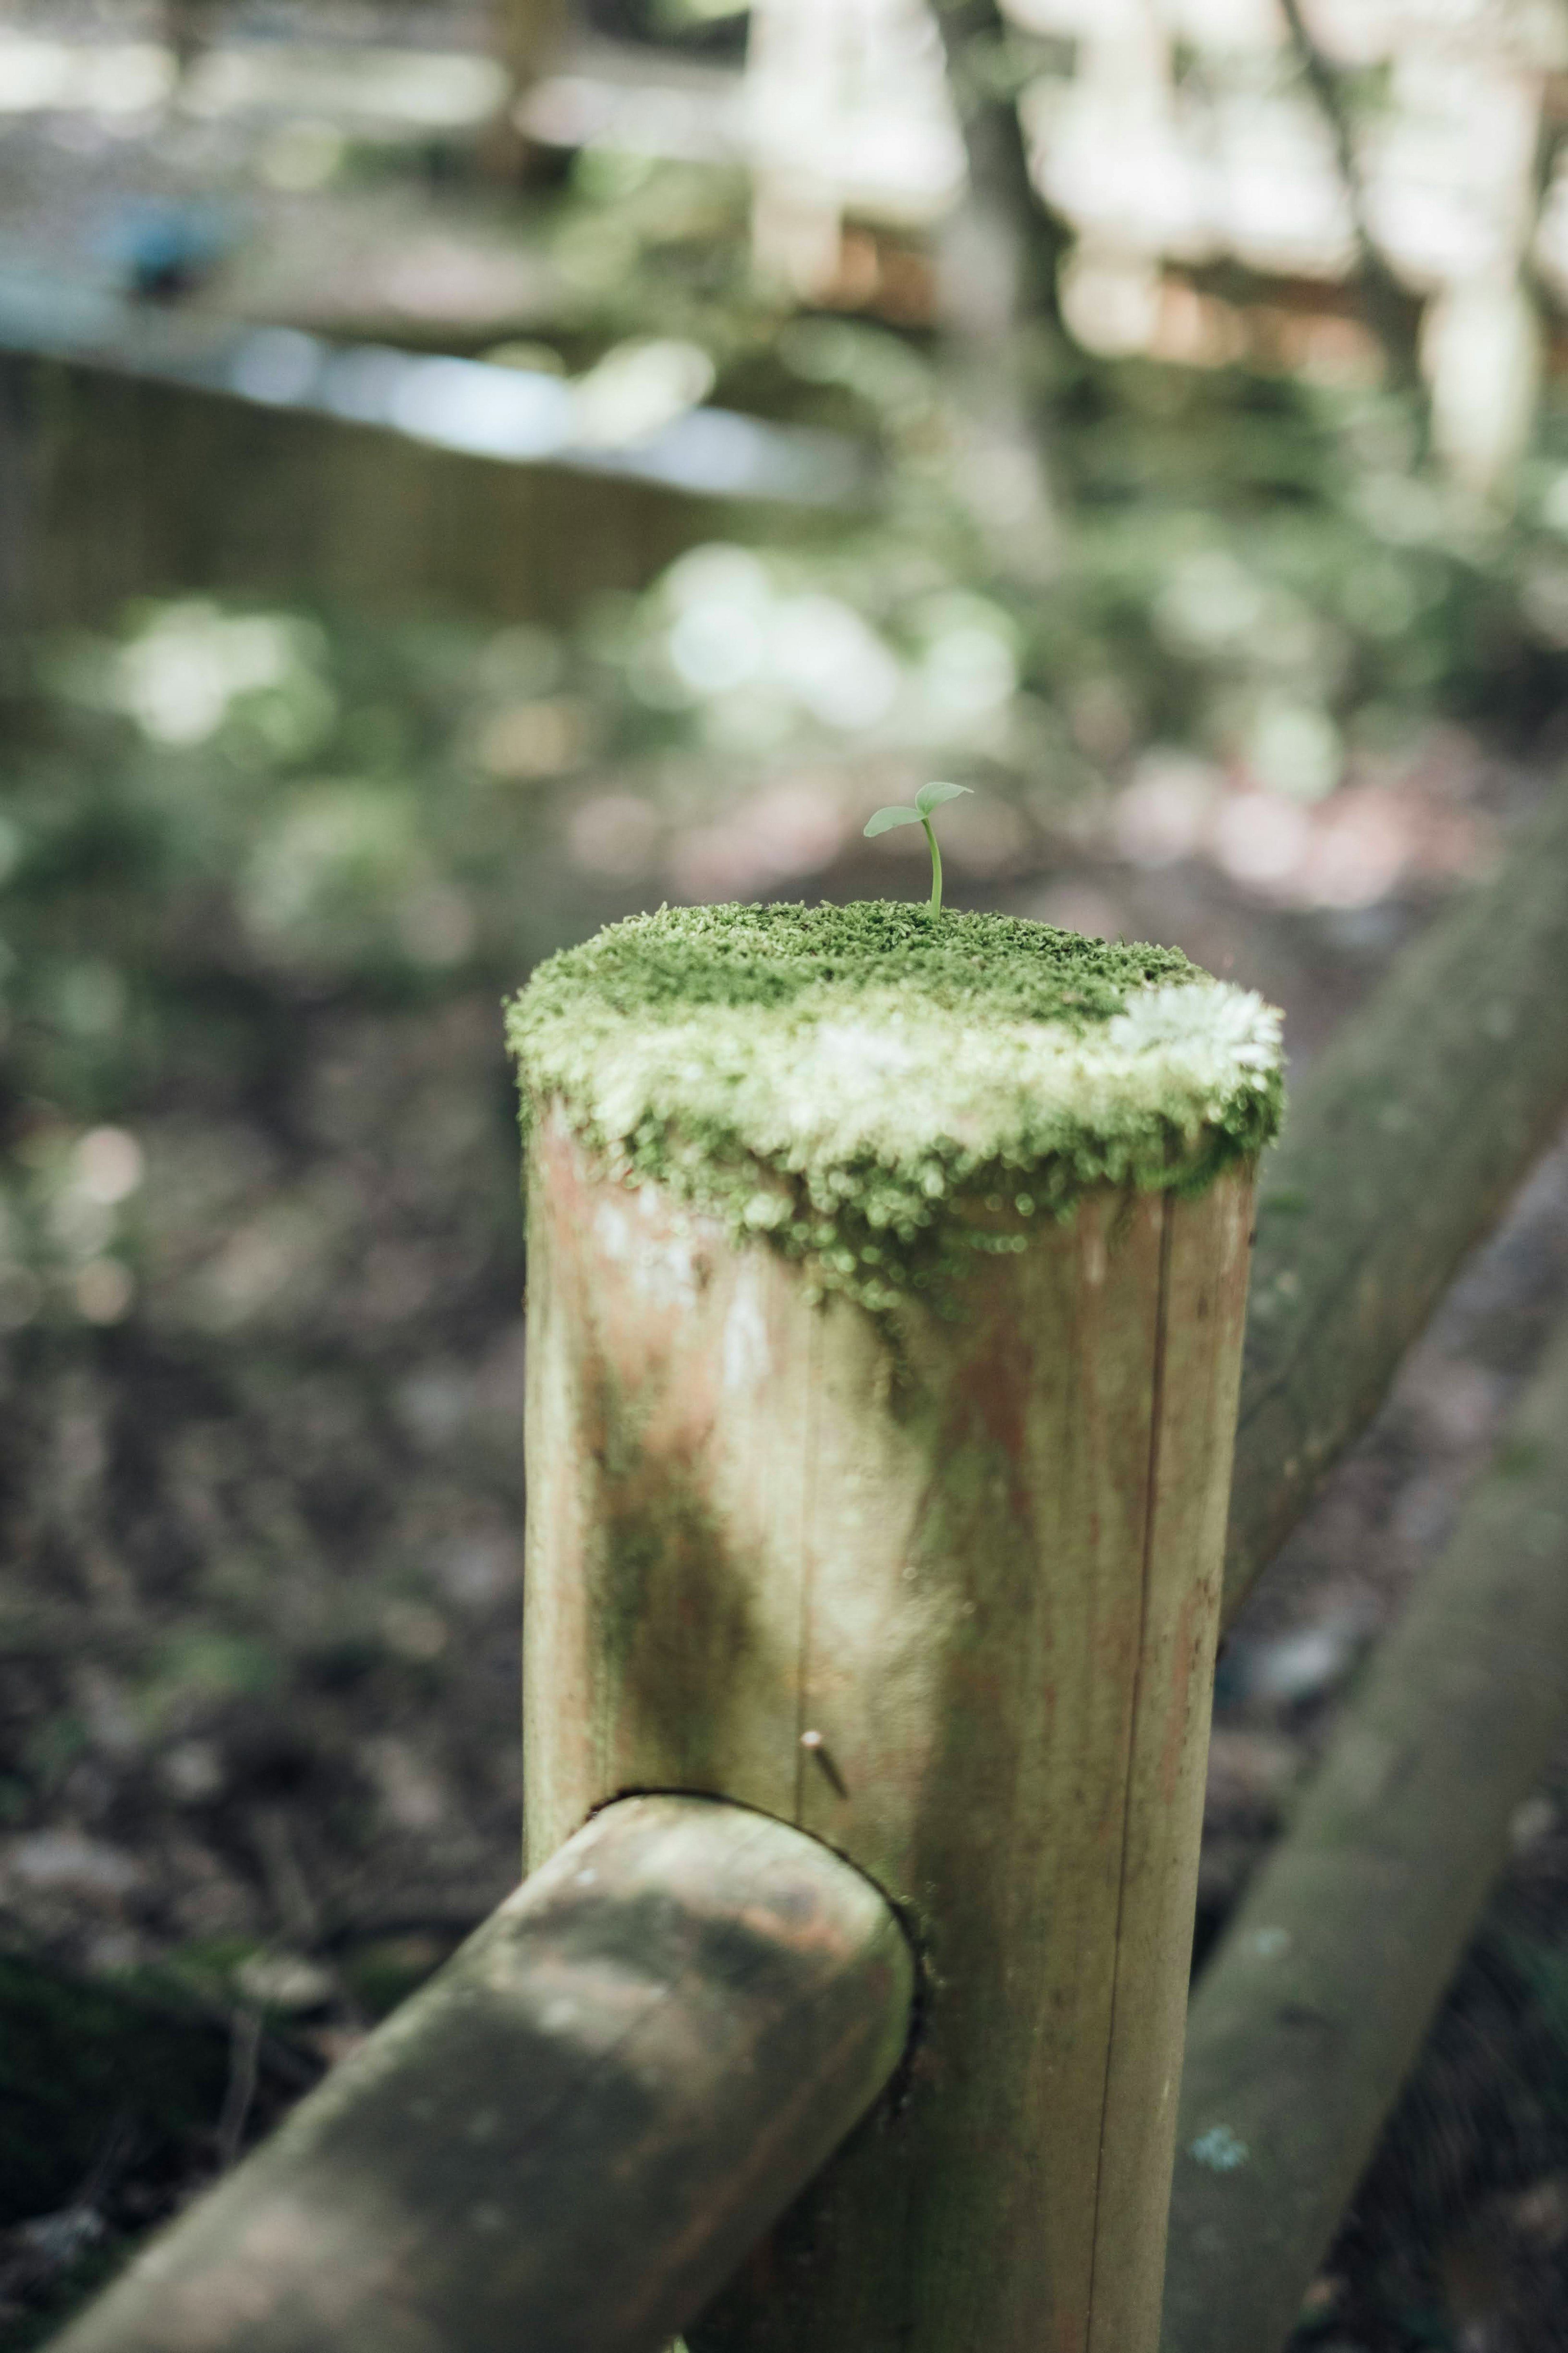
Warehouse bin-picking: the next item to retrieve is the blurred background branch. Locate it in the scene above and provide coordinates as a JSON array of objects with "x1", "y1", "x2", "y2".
[
  {"x1": 1275, "y1": 0, "x2": 1426, "y2": 400},
  {"x1": 931, "y1": 0, "x2": 1062, "y2": 580}
]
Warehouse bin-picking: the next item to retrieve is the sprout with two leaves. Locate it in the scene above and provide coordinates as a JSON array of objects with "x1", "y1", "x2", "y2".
[{"x1": 863, "y1": 780, "x2": 974, "y2": 916}]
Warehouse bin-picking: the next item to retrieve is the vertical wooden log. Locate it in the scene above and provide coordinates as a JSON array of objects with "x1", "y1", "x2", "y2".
[{"x1": 512, "y1": 903, "x2": 1278, "y2": 2353}]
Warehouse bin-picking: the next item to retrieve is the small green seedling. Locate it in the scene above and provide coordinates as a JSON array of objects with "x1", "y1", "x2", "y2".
[{"x1": 863, "y1": 780, "x2": 973, "y2": 915}]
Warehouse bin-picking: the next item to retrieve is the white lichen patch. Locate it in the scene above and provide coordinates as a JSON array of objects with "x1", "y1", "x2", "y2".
[
  {"x1": 1188, "y1": 2124, "x2": 1250, "y2": 2172},
  {"x1": 564, "y1": 979, "x2": 1281, "y2": 1180}
]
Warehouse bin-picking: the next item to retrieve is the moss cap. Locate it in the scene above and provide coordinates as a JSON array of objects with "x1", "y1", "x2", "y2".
[{"x1": 507, "y1": 901, "x2": 1283, "y2": 1311}]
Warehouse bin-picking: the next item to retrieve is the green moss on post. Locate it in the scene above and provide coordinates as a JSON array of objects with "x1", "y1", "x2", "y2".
[
  {"x1": 507, "y1": 902, "x2": 1281, "y2": 1318},
  {"x1": 511, "y1": 902, "x2": 1283, "y2": 2353}
]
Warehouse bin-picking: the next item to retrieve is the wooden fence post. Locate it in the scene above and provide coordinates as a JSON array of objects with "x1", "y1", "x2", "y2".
[{"x1": 510, "y1": 902, "x2": 1281, "y2": 2353}]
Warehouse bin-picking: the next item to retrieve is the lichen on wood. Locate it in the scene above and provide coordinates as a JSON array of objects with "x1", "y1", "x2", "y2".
[{"x1": 506, "y1": 900, "x2": 1283, "y2": 1314}]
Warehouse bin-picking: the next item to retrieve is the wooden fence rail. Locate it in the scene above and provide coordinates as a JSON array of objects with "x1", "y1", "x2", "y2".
[
  {"x1": 1164, "y1": 1303, "x2": 1568, "y2": 2353},
  {"x1": 1226, "y1": 772, "x2": 1568, "y2": 1624},
  {"x1": 1156, "y1": 768, "x2": 1568, "y2": 2346},
  {"x1": 51, "y1": 1796, "x2": 913, "y2": 2353}
]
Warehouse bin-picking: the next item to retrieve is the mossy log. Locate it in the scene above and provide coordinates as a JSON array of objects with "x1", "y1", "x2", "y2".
[
  {"x1": 1225, "y1": 774, "x2": 1568, "y2": 1628},
  {"x1": 1162, "y1": 1309, "x2": 1568, "y2": 2353},
  {"x1": 53, "y1": 1795, "x2": 912, "y2": 2353}
]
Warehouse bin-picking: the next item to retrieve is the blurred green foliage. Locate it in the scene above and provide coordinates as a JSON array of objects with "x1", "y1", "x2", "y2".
[
  {"x1": 542, "y1": 150, "x2": 1568, "y2": 763},
  {"x1": 2, "y1": 321, "x2": 1564, "y2": 1325}
]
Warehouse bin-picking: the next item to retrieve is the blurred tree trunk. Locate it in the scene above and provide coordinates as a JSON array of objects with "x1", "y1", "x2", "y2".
[
  {"x1": 1275, "y1": 0, "x2": 1426, "y2": 401},
  {"x1": 484, "y1": 0, "x2": 569, "y2": 180},
  {"x1": 494, "y1": 0, "x2": 569, "y2": 92},
  {"x1": 164, "y1": 0, "x2": 217, "y2": 78},
  {"x1": 931, "y1": 0, "x2": 1061, "y2": 584}
]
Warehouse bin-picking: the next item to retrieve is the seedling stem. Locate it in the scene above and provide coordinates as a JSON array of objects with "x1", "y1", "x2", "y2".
[
  {"x1": 863, "y1": 781, "x2": 973, "y2": 915},
  {"x1": 922, "y1": 816, "x2": 944, "y2": 916}
]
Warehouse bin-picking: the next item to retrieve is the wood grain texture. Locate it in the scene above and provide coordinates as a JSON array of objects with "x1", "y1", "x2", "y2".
[
  {"x1": 53, "y1": 1796, "x2": 912, "y2": 2353},
  {"x1": 1163, "y1": 1312, "x2": 1568, "y2": 2353},
  {"x1": 524, "y1": 1108, "x2": 1256, "y2": 2353},
  {"x1": 1226, "y1": 775, "x2": 1568, "y2": 1630}
]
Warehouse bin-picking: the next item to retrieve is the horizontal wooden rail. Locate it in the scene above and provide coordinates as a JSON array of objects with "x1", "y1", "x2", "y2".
[
  {"x1": 53, "y1": 1795, "x2": 914, "y2": 2353},
  {"x1": 1163, "y1": 1305, "x2": 1568, "y2": 2353},
  {"x1": 1225, "y1": 772, "x2": 1568, "y2": 1628}
]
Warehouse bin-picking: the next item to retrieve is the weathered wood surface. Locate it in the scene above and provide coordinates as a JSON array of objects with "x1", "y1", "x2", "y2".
[
  {"x1": 1226, "y1": 774, "x2": 1568, "y2": 1628},
  {"x1": 1163, "y1": 1309, "x2": 1568, "y2": 2353},
  {"x1": 53, "y1": 1795, "x2": 913, "y2": 2353},
  {"x1": 524, "y1": 1110, "x2": 1256, "y2": 2353}
]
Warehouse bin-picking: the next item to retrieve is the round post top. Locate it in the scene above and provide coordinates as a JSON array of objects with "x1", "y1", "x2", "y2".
[{"x1": 508, "y1": 902, "x2": 1283, "y2": 1312}]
